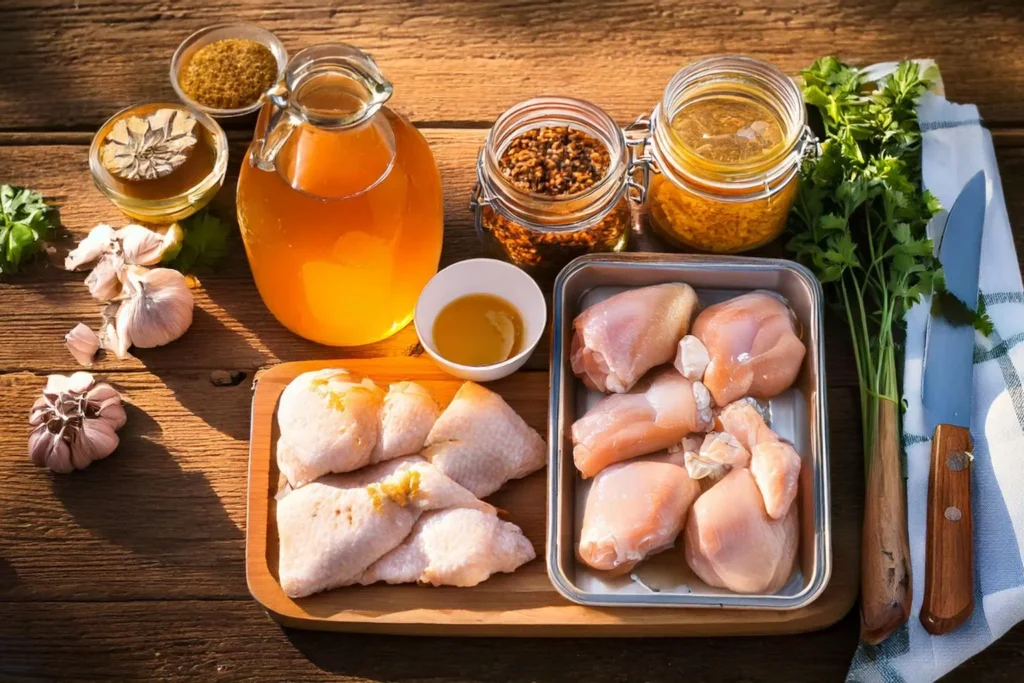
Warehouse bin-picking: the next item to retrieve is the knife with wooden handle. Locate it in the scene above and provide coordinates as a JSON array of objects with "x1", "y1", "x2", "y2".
[{"x1": 920, "y1": 169, "x2": 986, "y2": 635}]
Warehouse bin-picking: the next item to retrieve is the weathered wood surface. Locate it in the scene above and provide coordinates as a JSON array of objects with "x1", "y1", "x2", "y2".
[{"x1": 1, "y1": 0, "x2": 1023, "y2": 680}]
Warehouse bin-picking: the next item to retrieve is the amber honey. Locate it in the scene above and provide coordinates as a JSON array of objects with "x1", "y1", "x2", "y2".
[
  {"x1": 237, "y1": 69, "x2": 444, "y2": 347},
  {"x1": 432, "y1": 294, "x2": 524, "y2": 366}
]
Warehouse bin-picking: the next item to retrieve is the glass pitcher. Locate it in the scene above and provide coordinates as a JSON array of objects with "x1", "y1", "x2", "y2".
[{"x1": 237, "y1": 44, "x2": 444, "y2": 347}]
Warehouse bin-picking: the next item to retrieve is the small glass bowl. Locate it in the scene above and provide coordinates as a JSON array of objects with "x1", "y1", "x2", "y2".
[
  {"x1": 170, "y1": 23, "x2": 288, "y2": 118},
  {"x1": 89, "y1": 102, "x2": 229, "y2": 224}
]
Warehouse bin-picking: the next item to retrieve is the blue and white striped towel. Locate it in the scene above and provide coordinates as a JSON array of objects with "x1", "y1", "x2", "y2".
[{"x1": 847, "y1": 92, "x2": 1024, "y2": 682}]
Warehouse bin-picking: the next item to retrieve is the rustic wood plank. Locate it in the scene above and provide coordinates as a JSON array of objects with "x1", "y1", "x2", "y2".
[
  {"x1": 2, "y1": 0, "x2": 1024, "y2": 130},
  {"x1": 1, "y1": 133, "x2": 1022, "y2": 377},
  {"x1": 0, "y1": 368, "x2": 863, "y2": 603}
]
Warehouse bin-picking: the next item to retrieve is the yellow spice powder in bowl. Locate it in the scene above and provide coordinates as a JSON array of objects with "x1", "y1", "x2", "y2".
[{"x1": 171, "y1": 24, "x2": 287, "y2": 118}]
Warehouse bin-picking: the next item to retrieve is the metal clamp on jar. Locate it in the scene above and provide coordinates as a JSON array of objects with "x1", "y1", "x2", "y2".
[
  {"x1": 631, "y1": 56, "x2": 816, "y2": 253},
  {"x1": 471, "y1": 97, "x2": 646, "y2": 276}
]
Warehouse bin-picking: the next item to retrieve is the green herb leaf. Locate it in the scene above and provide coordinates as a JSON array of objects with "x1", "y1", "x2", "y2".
[
  {"x1": 165, "y1": 210, "x2": 232, "y2": 275},
  {"x1": 0, "y1": 185, "x2": 58, "y2": 275}
]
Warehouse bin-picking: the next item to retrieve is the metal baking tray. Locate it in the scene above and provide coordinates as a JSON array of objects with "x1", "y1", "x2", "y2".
[{"x1": 546, "y1": 253, "x2": 831, "y2": 609}]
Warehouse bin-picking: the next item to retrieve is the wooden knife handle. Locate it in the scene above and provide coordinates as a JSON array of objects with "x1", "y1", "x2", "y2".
[
  {"x1": 921, "y1": 424, "x2": 975, "y2": 635},
  {"x1": 860, "y1": 399, "x2": 912, "y2": 644}
]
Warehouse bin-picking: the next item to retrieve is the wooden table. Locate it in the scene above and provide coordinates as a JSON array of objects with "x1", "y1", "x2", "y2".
[{"x1": 1, "y1": 1, "x2": 1022, "y2": 680}]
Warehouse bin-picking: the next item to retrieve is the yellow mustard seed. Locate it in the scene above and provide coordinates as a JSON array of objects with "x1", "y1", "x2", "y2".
[{"x1": 179, "y1": 38, "x2": 278, "y2": 110}]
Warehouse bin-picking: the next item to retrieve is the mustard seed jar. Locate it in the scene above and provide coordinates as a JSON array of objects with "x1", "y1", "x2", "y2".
[
  {"x1": 633, "y1": 56, "x2": 815, "y2": 253},
  {"x1": 472, "y1": 97, "x2": 645, "y2": 276}
]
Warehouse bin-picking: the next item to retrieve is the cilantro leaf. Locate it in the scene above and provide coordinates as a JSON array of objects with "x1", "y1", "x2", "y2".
[
  {"x1": 0, "y1": 185, "x2": 58, "y2": 275},
  {"x1": 164, "y1": 210, "x2": 232, "y2": 274}
]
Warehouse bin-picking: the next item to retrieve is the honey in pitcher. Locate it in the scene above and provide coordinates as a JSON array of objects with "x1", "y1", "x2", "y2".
[{"x1": 237, "y1": 45, "x2": 444, "y2": 347}]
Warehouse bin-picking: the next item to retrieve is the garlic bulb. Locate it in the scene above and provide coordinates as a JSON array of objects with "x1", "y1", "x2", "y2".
[
  {"x1": 67, "y1": 223, "x2": 183, "y2": 301},
  {"x1": 65, "y1": 323, "x2": 101, "y2": 366},
  {"x1": 28, "y1": 372, "x2": 127, "y2": 473},
  {"x1": 102, "y1": 266, "x2": 194, "y2": 358}
]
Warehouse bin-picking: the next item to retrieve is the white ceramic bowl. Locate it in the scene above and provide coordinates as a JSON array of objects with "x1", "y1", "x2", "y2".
[{"x1": 414, "y1": 259, "x2": 547, "y2": 382}]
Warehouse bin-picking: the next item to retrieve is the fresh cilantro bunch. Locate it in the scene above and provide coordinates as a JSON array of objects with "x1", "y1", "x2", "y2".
[
  {"x1": 0, "y1": 185, "x2": 58, "y2": 275},
  {"x1": 786, "y1": 58, "x2": 942, "y2": 466},
  {"x1": 164, "y1": 209, "x2": 231, "y2": 274}
]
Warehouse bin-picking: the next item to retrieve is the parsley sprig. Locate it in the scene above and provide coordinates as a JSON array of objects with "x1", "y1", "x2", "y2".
[
  {"x1": 0, "y1": 185, "x2": 58, "y2": 275},
  {"x1": 787, "y1": 58, "x2": 942, "y2": 467}
]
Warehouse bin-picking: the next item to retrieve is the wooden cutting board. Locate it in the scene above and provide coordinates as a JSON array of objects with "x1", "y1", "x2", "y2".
[{"x1": 246, "y1": 357, "x2": 858, "y2": 636}]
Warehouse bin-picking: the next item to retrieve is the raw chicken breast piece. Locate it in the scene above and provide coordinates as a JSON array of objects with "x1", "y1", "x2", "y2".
[
  {"x1": 578, "y1": 451, "x2": 701, "y2": 574},
  {"x1": 370, "y1": 382, "x2": 441, "y2": 464},
  {"x1": 276, "y1": 456, "x2": 492, "y2": 598},
  {"x1": 684, "y1": 468, "x2": 798, "y2": 594},
  {"x1": 423, "y1": 382, "x2": 546, "y2": 498},
  {"x1": 572, "y1": 367, "x2": 711, "y2": 478},
  {"x1": 717, "y1": 400, "x2": 801, "y2": 519},
  {"x1": 692, "y1": 291, "x2": 806, "y2": 406},
  {"x1": 276, "y1": 369, "x2": 385, "y2": 488},
  {"x1": 571, "y1": 283, "x2": 700, "y2": 394},
  {"x1": 360, "y1": 508, "x2": 535, "y2": 587}
]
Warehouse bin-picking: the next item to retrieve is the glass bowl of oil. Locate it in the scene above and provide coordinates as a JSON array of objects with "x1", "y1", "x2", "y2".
[{"x1": 89, "y1": 102, "x2": 229, "y2": 224}]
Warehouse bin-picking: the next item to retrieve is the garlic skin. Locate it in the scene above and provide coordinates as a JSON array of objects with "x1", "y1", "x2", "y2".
[
  {"x1": 117, "y1": 223, "x2": 182, "y2": 266},
  {"x1": 65, "y1": 224, "x2": 117, "y2": 271},
  {"x1": 28, "y1": 372, "x2": 126, "y2": 473},
  {"x1": 65, "y1": 323, "x2": 101, "y2": 367},
  {"x1": 103, "y1": 266, "x2": 194, "y2": 358}
]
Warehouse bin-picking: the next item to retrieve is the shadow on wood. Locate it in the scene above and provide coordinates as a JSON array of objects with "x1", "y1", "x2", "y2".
[{"x1": 50, "y1": 405, "x2": 242, "y2": 576}]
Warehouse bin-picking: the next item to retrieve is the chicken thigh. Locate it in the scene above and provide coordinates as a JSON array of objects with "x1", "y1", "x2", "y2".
[
  {"x1": 578, "y1": 451, "x2": 701, "y2": 574},
  {"x1": 571, "y1": 283, "x2": 700, "y2": 394},
  {"x1": 423, "y1": 382, "x2": 546, "y2": 497},
  {"x1": 572, "y1": 368, "x2": 713, "y2": 478},
  {"x1": 684, "y1": 468, "x2": 798, "y2": 594},
  {"x1": 718, "y1": 400, "x2": 802, "y2": 520},
  {"x1": 276, "y1": 456, "x2": 493, "y2": 599},
  {"x1": 691, "y1": 291, "x2": 806, "y2": 406},
  {"x1": 277, "y1": 369, "x2": 385, "y2": 488},
  {"x1": 360, "y1": 507, "x2": 535, "y2": 587},
  {"x1": 370, "y1": 382, "x2": 441, "y2": 464}
]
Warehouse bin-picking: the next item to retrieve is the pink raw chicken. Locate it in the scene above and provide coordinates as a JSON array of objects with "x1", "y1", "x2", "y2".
[
  {"x1": 360, "y1": 507, "x2": 535, "y2": 587},
  {"x1": 572, "y1": 367, "x2": 711, "y2": 478},
  {"x1": 571, "y1": 283, "x2": 700, "y2": 394},
  {"x1": 691, "y1": 291, "x2": 806, "y2": 406},
  {"x1": 684, "y1": 468, "x2": 798, "y2": 594},
  {"x1": 718, "y1": 400, "x2": 802, "y2": 520},
  {"x1": 578, "y1": 451, "x2": 700, "y2": 574}
]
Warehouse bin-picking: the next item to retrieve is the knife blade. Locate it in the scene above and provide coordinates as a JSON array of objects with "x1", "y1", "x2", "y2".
[{"x1": 920, "y1": 169, "x2": 986, "y2": 635}]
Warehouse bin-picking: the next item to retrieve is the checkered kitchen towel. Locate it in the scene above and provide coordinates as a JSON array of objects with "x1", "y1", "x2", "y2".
[{"x1": 847, "y1": 92, "x2": 1024, "y2": 682}]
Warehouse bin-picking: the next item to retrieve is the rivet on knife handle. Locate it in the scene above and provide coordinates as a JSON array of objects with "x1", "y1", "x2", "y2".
[{"x1": 921, "y1": 424, "x2": 974, "y2": 635}]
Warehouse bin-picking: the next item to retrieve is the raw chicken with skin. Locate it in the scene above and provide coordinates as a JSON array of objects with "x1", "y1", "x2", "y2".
[
  {"x1": 692, "y1": 291, "x2": 806, "y2": 406},
  {"x1": 684, "y1": 467, "x2": 798, "y2": 594},
  {"x1": 572, "y1": 367, "x2": 712, "y2": 478},
  {"x1": 276, "y1": 455, "x2": 493, "y2": 598},
  {"x1": 571, "y1": 283, "x2": 700, "y2": 394},
  {"x1": 277, "y1": 369, "x2": 385, "y2": 488},
  {"x1": 361, "y1": 507, "x2": 535, "y2": 587},
  {"x1": 578, "y1": 451, "x2": 701, "y2": 574},
  {"x1": 423, "y1": 381, "x2": 546, "y2": 498},
  {"x1": 369, "y1": 382, "x2": 440, "y2": 464},
  {"x1": 718, "y1": 400, "x2": 802, "y2": 520}
]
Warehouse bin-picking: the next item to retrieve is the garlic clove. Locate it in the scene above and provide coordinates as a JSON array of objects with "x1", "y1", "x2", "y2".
[
  {"x1": 29, "y1": 395, "x2": 51, "y2": 426},
  {"x1": 65, "y1": 224, "x2": 117, "y2": 271},
  {"x1": 75, "y1": 417, "x2": 120, "y2": 468},
  {"x1": 115, "y1": 267, "x2": 194, "y2": 351},
  {"x1": 85, "y1": 252, "x2": 126, "y2": 301},
  {"x1": 43, "y1": 373, "x2": 73, "y2": 397},
  {"x1": 67, "y1": 371, "x2": 96, "y2": 395},
  {"x1": 117, "y1": 224, "x2": 183, "y2": 266},
  {"x1": 93, "y1": 395, "x2": 127, "y2": 431},
  {"x1": 65, "y1": 323, "x2": 101, "y2": 367},
  {"x1": 29, "y1": 424, "x2": 74, "y2": 474},
  {"x1": 674, "y1": 335, "x2": 711, "y2": 382},
  {"x1": 100, "y1": 302, "x2": 131, "y2": 359},
  {"x1": 693, "y1": 380, "x2": 714, "y2": 431}
]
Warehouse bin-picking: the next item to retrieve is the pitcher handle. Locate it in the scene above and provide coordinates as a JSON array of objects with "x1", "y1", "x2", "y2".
[{"x1": 250, "y1": 84, "x2": 302, "y2": 171}]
